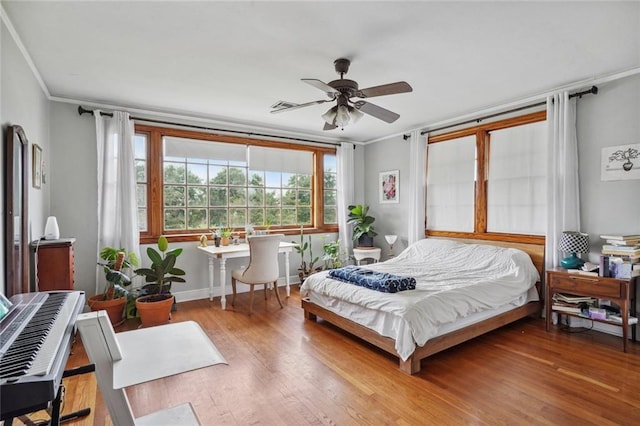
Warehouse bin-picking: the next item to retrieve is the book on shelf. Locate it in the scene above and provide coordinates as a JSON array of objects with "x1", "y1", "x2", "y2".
[
  {"x1": 552, "y1": 304, "x2": 583, "y2": 314},
  {"x1": 553, "y1": 293, "x2": 597, "y2": 304},
  {"x1": 607, "y1": 314, "x2": 638, "y2": 325},
  {"x1": 602, "y1": 245, "x2": 640, "y2": 253},
  {"x1": 567, "y1": 269, "x2": 599, "y2": 277},
  {"x1": 601, "y1": 249, "x2": 640, "y2": 258},
  {"x1": 605, "y1": 239, "x2": 640, "y2": 247},
  {"x1": 600, "y1": 234, "x2": 640, "y2": 241}
]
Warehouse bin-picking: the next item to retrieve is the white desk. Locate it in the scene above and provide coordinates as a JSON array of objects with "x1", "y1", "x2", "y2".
[{"x1": 197, "y1": 241, "x2": 297, "y2": 309}]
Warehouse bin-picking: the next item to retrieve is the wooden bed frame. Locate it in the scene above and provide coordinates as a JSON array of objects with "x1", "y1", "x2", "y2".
[{"x1": 301, "y1": 238, "x2": 545, "y2": 375}]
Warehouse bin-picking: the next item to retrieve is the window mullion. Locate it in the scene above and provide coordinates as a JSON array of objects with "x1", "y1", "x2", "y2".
[
  {"x1": 314, "y1": 150, "x2": 323, "y2": 228},
  {"x1": 475, "y1": 130, "x2": 488, "y2": 233},
  {"x1": 149, "y1": 130, "x2": 164, "y2": 237}
]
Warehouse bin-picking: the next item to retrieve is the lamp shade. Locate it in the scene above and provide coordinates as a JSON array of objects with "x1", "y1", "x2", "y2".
[
  {"x1": 384, "y1": 235, "x2": 398, "y2": 245},
  {"x1": 558, "y1": 231, "x2": 589, "y2": 254},
  {"x1": 558, "y1": 231, "x2": 589, "y2": 269},
  {"x1": 44, "y1": 216, "x2": 60, "y2": 240}
]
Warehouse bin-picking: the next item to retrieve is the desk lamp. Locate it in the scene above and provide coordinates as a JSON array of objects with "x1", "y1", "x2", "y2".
[
  {"x1": 558, "y1": 231, "x2": 589, "y2": 269},
  {"x1": 385, "y1": 235, "x2": 398, "y2": 257}
]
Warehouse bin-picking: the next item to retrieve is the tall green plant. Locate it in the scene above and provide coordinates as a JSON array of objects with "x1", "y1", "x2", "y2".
[
  {"x1": 347, "y1": 204, "x2": 377, "y2": 245},
  {"x1": 134, "y1": 236, "x2": 186, "y2": 296},
  {"x1": 295, "y1": 228, "x2": 319, "y2": 279},
  {"x1": 98, "y1": 247, "x2": 139, "y2": 299}
]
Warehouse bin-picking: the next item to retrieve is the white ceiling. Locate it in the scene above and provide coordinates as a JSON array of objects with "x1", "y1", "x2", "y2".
[{"x1": 3, "y1": 1, "x2": 640, "y2": 144}]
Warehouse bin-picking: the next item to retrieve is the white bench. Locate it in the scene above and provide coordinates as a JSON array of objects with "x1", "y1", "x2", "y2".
[{"x1": 76, "y1": 311, "x2": 227, "y2": 425}]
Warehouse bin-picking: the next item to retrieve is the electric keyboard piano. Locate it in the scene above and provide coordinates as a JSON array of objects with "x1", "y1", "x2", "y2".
[{"x1": 0, "y1": 291, "x2": 85, "y2": 421}]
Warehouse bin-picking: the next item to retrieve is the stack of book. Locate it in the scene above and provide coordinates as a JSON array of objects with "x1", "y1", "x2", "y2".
[
  {"x1": 599, "y1": 234, "x2": 640, "y2": 279},
  {"x1": 551, "y1": 293, "x2": 596, "y2": 316}
]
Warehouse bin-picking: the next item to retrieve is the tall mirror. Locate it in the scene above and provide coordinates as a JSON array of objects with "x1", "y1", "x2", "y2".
[{"x1": 4, "y1": 124, "x2": 29, "y2": 297}]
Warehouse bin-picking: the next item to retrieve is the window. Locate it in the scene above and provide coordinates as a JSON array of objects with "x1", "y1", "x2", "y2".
[
  {"x1": 426, "y1": 111, "x2": 547, "y2": 242},
  {"x1": 135, "y1": 125, "x2": 337, "y2": 243}
]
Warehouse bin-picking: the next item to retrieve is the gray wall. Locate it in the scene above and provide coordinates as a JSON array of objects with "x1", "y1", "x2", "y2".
[
  {"x1": 364, "y1": 74, "x2": 640, "y2": 264},
  {"x1": 362, "y1": 134, "x2": 412, "y2": 259},
  {"x1": 577, "y1": 73, "x2": 640, "y2": 260},
  {"x1": 48, "y1": 101, "x2": 343, "y2": 300},
  {"x1": 1, "y1": 20, "x2": 50, "y2": 294}
]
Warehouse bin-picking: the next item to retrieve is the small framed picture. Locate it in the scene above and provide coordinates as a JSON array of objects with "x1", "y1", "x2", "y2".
[
  {"x1": 32, "y1": 144, "x2": 42, "y2": 189},
  {"x1": 379, "y1": 170, "x2": 399, "y2": 204}
]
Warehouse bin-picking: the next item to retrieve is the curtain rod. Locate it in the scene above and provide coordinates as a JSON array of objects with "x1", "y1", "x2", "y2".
[
  {"x1": 402, "y1": 86, "x2": 598, "y2": 140},
  {"x1": 77, "y1": 105, "x2": 342, "y2": 147}
]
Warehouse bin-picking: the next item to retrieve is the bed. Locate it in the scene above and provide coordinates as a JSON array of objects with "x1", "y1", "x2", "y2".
[{"x1": 300, "y1": 237, "x2": 544, "y2": 374}]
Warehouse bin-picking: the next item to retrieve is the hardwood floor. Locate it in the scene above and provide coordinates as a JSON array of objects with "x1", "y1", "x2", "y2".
[{"x1": 35, "y1": 286, "x2": 640, "y2": 425}]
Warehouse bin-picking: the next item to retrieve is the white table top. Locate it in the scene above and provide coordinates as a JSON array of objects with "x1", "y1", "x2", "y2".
[{"x1": 197, "y1": 241, "x2": 297, "y2": 257}]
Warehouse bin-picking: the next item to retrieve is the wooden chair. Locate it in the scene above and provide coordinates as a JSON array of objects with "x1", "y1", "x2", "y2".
[{"x1": 231, "y1": 234, "x2": 284, "y2": 314}]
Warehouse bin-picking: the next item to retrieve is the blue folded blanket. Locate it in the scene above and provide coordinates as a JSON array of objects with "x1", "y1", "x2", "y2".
[{"x1": 328, "y1": 266, "x2": 416, "y2": 293}]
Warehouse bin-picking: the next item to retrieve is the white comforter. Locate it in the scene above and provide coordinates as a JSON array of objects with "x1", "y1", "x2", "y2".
[{"x1": 300, "y1": 238, "x2": 540, "y2": 361}]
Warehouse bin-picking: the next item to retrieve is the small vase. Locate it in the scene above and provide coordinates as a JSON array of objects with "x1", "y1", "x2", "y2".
[{"x1": 214, "y1": 236, "x2": 221, "y2": 247}]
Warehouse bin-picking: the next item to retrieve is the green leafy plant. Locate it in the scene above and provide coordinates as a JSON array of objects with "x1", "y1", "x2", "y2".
[
  {"x1": 134, "y1": 236, "x2": 186, "y2": 297},
  {"x1": 97, "y1": 247, "x2": 139, "y2": 299},
  {"x1": 322, "y1": 240, "x2": 342, "y2": 270},
  {"x1": 295, "y1": 227, "x2": 319, "y2": 280},
  {"x1": 220, "y1": 227, "x2": 233, "y2": 238},
  {"x1": 347, "y1": 204, "x2": 378, "y2": 246}
]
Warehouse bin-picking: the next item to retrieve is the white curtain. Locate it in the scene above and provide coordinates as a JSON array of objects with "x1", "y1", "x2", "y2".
[
  {"x1": 95, "y1": 110, "x2": 140, "y2": 293},
  {"x1": 408, "y1": 130, "x2": 427, "y2": 245},
  {"x1": 545, "y1": 92, "x2": 580, "y2": 270},
  {"x1": 337, "y1": 142, "x2": 355, "y2": 257}
]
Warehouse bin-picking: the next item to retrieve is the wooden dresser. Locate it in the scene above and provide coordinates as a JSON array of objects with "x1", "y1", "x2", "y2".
[{"x1": 31, "y1": 238, "x2": 76, "y2": 291}]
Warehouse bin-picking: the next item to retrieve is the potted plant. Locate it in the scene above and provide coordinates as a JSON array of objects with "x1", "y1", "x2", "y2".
[
  {"x1": 347, "y1": 204, "x2": 378, "y2": 247},
  {"x1": 322, "y1": 240, "x2": 343, "y2": 270},
  {"x1": 220, "y1": 228, "x2": 233, "y2": 246},
  {"x1": 134, "y1": 236, "x2": 186, "y2": 327},
  {"x1": 294, "y1": 227, "x2": 319, "y2": 282},
  {"x1": 89, "y1": 247, "x2": 139, "y2": 326}
]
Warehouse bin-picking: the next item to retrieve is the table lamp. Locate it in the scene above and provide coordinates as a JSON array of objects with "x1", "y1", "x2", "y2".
[
  {"x1": 558, "y1": 231, "x2": 589, "y2": 269},
  {"x1": 385, "y1": 235, "x2": 398, "y2": 257}
]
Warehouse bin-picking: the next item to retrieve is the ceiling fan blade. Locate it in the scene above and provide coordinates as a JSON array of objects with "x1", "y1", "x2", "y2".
[
  {"x1": 355, "y1": 81, "x2": 413, "y2": 98},
  {"x1": 302, "y1": 79, "x2": 340, "y2": 97},
  {"x1": 270, "y1": 99, "x2": 330, "y2": 114},
  {"x1": 353, "y1": 101, "x2": 400, "y2": 123},
  {"x1": 323, "y1": 122, "x2": 338, "y2": 131}
]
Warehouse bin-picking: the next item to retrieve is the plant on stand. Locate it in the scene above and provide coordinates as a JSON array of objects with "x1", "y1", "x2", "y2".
[
  {"x1": 89, "y1": 247, "x2": 139, "y2": 326},
  {"x1": 134, "y1": 236, "x2": 186, "y2": 327},
  {"x1": 347, "y1": 204, "x2": 378, "y2": 247}
]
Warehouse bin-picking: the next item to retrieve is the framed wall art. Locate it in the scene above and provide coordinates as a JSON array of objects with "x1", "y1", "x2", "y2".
[
  {"x1": 32, "y1": 144, "x2": 42, "y2": 189},
  {"x1": 379, "y1": 170, "x2": 399, "y2": 203},
  {"x1": 601, "y1": 143, "x2": 640, "y2": 181}
]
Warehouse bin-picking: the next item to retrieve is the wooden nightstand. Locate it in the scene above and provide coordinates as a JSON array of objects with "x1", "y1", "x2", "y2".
[{"x1": 545, "y1": 267, "x2": 637, "y2": 352}]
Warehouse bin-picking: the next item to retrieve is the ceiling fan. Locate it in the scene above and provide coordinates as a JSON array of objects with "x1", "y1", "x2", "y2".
[{"x1": 271, "y1": 58, "x2": 412, "y2": 130}]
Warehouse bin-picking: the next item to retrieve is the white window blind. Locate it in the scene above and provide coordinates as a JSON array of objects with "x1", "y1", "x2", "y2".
[
  {"x1": 487, "y1": 121, "x2": 547, "y2": 235},
  {"x1": 164, "y1": 137, "x2": 247, "y2": 162},
  {"x1": 426, "y1": 135, "x2": 476, "y2": 232},
  {"x1": 248, "y1": 146, "x2": 313, "y2": 174}
]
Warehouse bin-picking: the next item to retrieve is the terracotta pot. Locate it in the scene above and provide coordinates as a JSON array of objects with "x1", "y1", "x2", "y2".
[
  {"x1": 136, "y1": 294, "x2": 174, "y2": 327},
  {"x1": 88, "y1": 294, "x2": 126, "y2": 327},
  {"x1": 221, "y1": 237, "x2": 230, "y2": 246}
]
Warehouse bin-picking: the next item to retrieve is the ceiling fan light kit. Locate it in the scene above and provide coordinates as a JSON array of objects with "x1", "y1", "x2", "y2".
[{"x1": 271, "y1": 58, "x2": 412, "y2": 130}]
